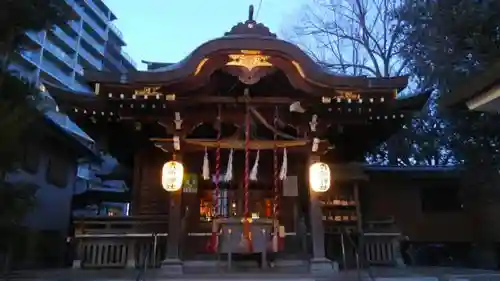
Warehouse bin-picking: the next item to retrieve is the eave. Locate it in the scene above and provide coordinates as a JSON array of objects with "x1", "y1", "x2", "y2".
[
  {"x1": 42, "y1": 114, "x2": 100, "y2": 161},
  {"x1": 441, "y1": 61, "x2": 500, "y2": 112}
]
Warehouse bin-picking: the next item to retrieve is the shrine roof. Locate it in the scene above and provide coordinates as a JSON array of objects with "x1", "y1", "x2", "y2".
[
  {"x1": 42, "y1": 113, "x2": 99, "y2": 160},
  {"x1": 82, "y1": 6, "x2": 408, "y2": 94},
  {"x1": 440, "y1": 61, "x2": 500, "y2": 109}
]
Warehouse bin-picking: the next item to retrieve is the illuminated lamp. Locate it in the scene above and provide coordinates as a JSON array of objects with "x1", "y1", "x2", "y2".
[
  {"x1": 162, "y1": 160, "x2": 184, "y2": 192},
  {"x1": 309, "y1": 162, "x2": 331, "y2": 192}
]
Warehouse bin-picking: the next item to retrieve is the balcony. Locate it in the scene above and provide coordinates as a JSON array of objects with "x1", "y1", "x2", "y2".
[
  {"x1": 69, "y1": 20, "x2": 82, "y2": 34},
  {"x1": 108, "y1": 22, "x2": 124, "y2": 42},
  {"x1": 81, "y1": 30, "x2": 105, "y2": 54},
  {"x1": 19, "y1": 50, "x2": 41, "y2": 66},
  {"x1": 52, "y1": 26, "x2": 77, "y2": 50},
  {"x1": 44, "y1": 41, "x2": 75, "y2": 69},
  {"x1": 26, "y1": 31, "x2": 44, "y2": 45},
  {"x1": 104, "y1": 53, "x2": 127, "y2": 72},
  {"x1": 79, "y1": 48, "x2": 103, "y2": 70},
  {"x1": 40, "y1": 60, "x2": 73, "y2": 87},
  {"x1": 84, "y1": 0, "x2": 109, "y2": 24},
  {"x1": 75, "y1": 64, "x2": 84, "y2": 76},
  {"x1": 120, "y1": 50, "x2": 137, "y2": 69},
  {"x1": 82, "y1": 11, "x2": 107, "y2": 40},
  {"x1": 78, "y1": 178, "x2": 128, "y2": 193}
]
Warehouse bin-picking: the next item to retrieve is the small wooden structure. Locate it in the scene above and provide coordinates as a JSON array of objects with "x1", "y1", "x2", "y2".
[{"x1": 48, "y1": 5, "x2": 429, "y2": 275}]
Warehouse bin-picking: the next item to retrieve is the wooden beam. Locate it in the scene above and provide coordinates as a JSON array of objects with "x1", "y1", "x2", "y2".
[{"x1": 150, "y1": 138, "x2": 331, "y2": 153}]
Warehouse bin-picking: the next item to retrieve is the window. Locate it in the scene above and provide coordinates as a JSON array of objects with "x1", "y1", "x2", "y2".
[
  {"x1": 46, "y1": 156, "x2": 69, "y2": 187},
  {"x1": 421, "y1": 186, "x2": 463, "y2": 213}
]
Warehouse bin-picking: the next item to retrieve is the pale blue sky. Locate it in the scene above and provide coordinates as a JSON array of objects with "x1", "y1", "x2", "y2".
[{"x1": 103, "y1": 0, "x2": 306, "y2": 70}]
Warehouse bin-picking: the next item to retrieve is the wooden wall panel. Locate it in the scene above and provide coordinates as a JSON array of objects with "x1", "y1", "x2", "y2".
[
  {"x1": 132, "y1": 147, "x2": 170, "y2": 215},
  {"x1": 361, "y1": 177, "x2": 473, "y2": 242}
]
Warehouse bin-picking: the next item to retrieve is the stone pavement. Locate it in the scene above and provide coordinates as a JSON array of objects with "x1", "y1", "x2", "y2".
[{"x1": 4, "y1": 267, "x2": 500, "y2": 281}]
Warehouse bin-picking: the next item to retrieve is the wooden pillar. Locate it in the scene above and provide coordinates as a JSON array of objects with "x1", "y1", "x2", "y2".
[
  {"x1": 166, "y1": 191, "x2": 182, "y2": 259},
  {"x1": 161, "y1": 153, "x2": 183, "y2": 276},
  {"x1": 308, "y1": 155, "x2": 338, "y2": 275}
]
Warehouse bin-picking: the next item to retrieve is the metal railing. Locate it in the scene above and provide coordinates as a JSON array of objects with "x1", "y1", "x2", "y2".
[
  {"x1": 342, "y1": 228, "x2": 375, "y2": 281},
  {"x1": 69, "y1": 21, "x2": 82, "y2": 34},
  {"x1": 105, "y1": 53, "x2": 128, "y2": 72},
  {"x1": 109, "y1": 22, "x2": 124, "y2": 40},
  {"x1": 44, "y1": 41, "x2": 74, "y2": 67},
  {"x1": 120, "y1": 50, "x2": 137, "y2": 68},
  {"x1": 75, "y1": 64, "x2": 84, "y2": 76},
  {"x1": 79, "y1": 48, "x2": 103, "y2": 70},
  {"x1": 52, "y1": 26, "x2": 77, "y2": 50},
  {"x1": 40, "y1": 60, "x2": 72, "y2": 85},
  {"x1": 81, "y1": 12, "x2": 107, "y2": 39},
  {"x1": 84, "y1": 0, "x2": 109, "y2": 23},
  {"x1": 20, "y1": 50, "x2": 40, "y2": 65},
  {"x1": 26, "y1": 31, "x2": 44, "y2": 44},
  {"x1": 81, "y1": 30, "x2": 105, "y2": 54}
]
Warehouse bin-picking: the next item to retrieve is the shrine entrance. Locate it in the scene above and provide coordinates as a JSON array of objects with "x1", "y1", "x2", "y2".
[{"x1": 49, "y1": 4, "x2": 428, "y2": 276}]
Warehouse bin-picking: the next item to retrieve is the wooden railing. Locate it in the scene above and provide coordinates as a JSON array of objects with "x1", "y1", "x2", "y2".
[
  {"x1": 363, "y1": 232, "x2": 404, "y2": 267},
  {"x1": 73, "y1": 233, "x2": 167, "y2": 269},
  {"x1": 72, "y1": 216, "x2": 169, "y2": 269}
]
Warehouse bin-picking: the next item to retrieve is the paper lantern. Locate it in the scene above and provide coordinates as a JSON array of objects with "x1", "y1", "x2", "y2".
[
  {"x1": 162, "y1": 161, "x2": 184, "y2": 192},
  {"x1": 309, "y1": 162, "x2": 331, "y2": 192}
]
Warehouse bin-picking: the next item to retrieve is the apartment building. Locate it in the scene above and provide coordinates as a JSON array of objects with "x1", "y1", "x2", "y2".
[{"x1": 8, "y1": 0, "x2": 137, "y2": 92}]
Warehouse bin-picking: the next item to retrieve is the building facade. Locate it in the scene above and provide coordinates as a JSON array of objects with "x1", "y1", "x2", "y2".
[
  {"x1": 4, "y1": 115, "x2": 98, "y2": 268},
  {"x1": 2, "y1": 0, "x2": 134, "y2": 267}
]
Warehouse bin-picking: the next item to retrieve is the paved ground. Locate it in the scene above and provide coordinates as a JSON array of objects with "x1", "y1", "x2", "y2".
[{"x1": 3, "y1": 267, "x2": 500, "y2": 281}]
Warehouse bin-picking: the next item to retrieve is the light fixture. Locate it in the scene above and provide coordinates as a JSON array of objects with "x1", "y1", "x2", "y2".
[
  {"x1": 162, "y1": 160, "x2": 184, "y2": 192},
  {"x1": 309, "y1": 161, "x2": 331, "y2": 192}
]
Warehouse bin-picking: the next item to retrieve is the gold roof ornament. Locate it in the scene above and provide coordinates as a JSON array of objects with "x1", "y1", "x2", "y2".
[
  {"x1": 226, "y1": 50, "x2": 272, "y2": 71},
  {"x1": 134, "y1": 86, "x2": 161, "y2": 96}
]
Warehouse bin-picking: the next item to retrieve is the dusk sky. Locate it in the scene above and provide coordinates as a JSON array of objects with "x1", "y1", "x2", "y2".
[{"x1": 103, "y1": 0, "x2": 306, "y2": 70}]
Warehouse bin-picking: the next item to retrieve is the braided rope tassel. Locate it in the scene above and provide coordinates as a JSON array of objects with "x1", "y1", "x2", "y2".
[
  {"x1": 243, "y1": 103, "x2": 252, "y2": 252},
  {"x1": 209, "y1": 106, "x2": 222, "y2": 253},
  {"x1": 272, "y1": 107, "x2": 279, "y2": 252},
  {"x1": 214, "y1": 105, "x2": 221, "y2": 217}
]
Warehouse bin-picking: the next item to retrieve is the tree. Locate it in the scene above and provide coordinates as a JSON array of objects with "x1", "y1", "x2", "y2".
[
  {"x1": 0, "y1": 0, "x2": 73, "y2": 272},
  {"x1": 0, "y1": 0, "x2": 74, "y2": 88},
  {"x1": 0, "y1": 71, "x2": 42, "y2": 275},
  {"x1": 397, "y1": 0, "x2": 500, "y2": 92},
  {"x1": 290, "y1": 0, "x2": 406, "y2": 77},
  {"x1": 290, "y1": 0, "x2": 448, "y2": 166},
  {"x1": 396, "y1": 0, "x2": 500, "y2": 169},
  {"x1": 396, "y1": 1, "x2": 500, "y2": 266}
]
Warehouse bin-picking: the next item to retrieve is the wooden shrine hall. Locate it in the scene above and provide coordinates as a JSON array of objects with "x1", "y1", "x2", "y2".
[{"x1": 48, "y1": 6, "x2": 430, "y2": 276}]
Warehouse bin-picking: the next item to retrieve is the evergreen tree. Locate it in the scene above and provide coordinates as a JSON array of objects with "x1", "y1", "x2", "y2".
[
  {"x1": 396, "y1": 0, "x2": 500, "y2": 191},
  {"x1": 0, "y1": 0, "x2": 73, "y2": 271}
]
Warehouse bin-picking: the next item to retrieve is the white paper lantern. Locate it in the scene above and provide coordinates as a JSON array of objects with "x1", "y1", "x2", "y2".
[
  {"x1": 162, "y1": 161, "x2": 184, "y2": 192},
  {"x1": 309, "y1": 162, "x2": 331, "y2": 192}
]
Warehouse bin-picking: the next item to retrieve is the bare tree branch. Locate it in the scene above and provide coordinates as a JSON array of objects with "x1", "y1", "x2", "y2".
[{"x1": 289, "y1": 0, "x2": 407, "y2": 78}]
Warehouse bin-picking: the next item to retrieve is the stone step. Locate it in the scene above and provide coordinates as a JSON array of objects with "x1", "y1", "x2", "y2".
[{"x1": 183, "y1": 259, "x2": 310, "y2": 274}]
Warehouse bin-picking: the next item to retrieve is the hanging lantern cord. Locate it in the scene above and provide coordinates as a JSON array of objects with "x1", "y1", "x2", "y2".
[{"x1": 273, "y1": 107, "x2": 279, "y2": 247}]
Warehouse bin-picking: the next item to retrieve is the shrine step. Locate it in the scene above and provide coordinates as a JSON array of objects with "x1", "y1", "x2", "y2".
[{"x1": 183, "y1": 259, "x2": 310, "y2": 274}]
